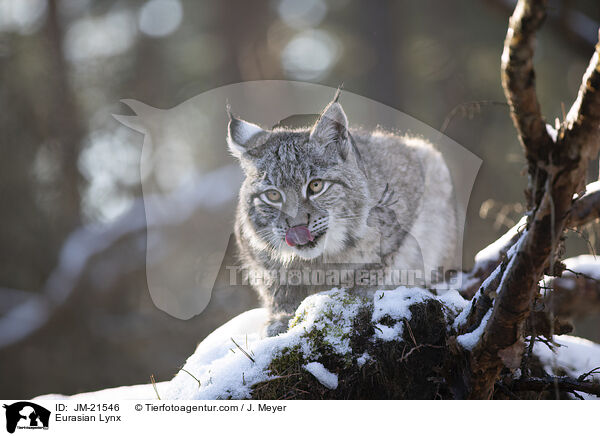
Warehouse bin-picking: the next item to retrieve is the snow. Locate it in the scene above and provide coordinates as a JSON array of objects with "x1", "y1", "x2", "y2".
[
  {"x1": 454, "y1": 230, "x2": 526, "y2": 333},
  {"x1": 533, "y1": 335, "x2": 600, "y2": 400},
  {"x1": 567, "y1": 51, "x2": 600, "y2": 124},
  {"x1": 161, "y1": 288, "x2": 369, "y2": 399},
  {"x1": 162, "y1": 287, "x2": 466, "y2": 398},
  {"x1": 374, "y1": 323, "x2": 404, "y2": 341},
  {"x1": 541, "y1": 274, "x2": 576, "y2": 290},
  {"x1": 372, "y1": 287, "x2": 468, "y2": 341},
  {"x1": 35, "y1": 382, "x2": 170, "y2": 401},
  {"x1": 288, "y1": 288, "x2": 366, "y2": 356},
  {"x1": 452, "y1": 302, "x2": 472, "y2": 331},
  {"x1": 161, "y1": 287, "x2": 467, "y2": 398},
  {"x1": 31, "y1": 288, "x2": 600, "y2": 400},
  {"x1": 563, "y1": 255, "x2": 600, "y2": 280},
  {"x1": 545, "y1": 123, "x2": 558, "y2": 142},
  {"x1": 35, "y1": 287, "x2": 460, "y2": 400},
  {"x1": 356, "y1": 352, "x2": 371, "y2": 368},
  {"x1": 534, "y1": 335, "x2": 600, "y2": 379},
  {"x1": 303, "y1": 362, "x2": 338, "y2": 389},
  {"x1": 35, "y1": 308, "x2": 269, "y2": 401},
  {"x1": 456, "y1": 309, "x2": 491, "y2": 351},
  {"x1": 473, "y1": 216, "x2": 526, "y2": 266},
  {"x1": 494, "y1": 230, "x2": 526, "y2": 295},
  {"x1": 371, "y1": 288, "x2": 423, "y2": 340},
  {"x1": 161, "y1": 308, "x2": 272, "y2": 400},
  {"x1": 372, "y1": 288, "x2": 428, "y2": 322},
  {"x1": 453, "y1": 263, "x2": 501, "y2": 330},
  {"x1": 189, "y1": 308, "x2": 268, "y2": 367},
  {"x1": 581, "y1": 180, "x2": 600, "y2": 197},
  {"x1": 436, "y1": 288, "x2": 469, "y2": 314}
]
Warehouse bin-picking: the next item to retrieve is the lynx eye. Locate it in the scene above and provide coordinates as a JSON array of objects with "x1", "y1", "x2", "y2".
[
  {"x1": 260, "y1": 189, "x2": 282, "y2": 204},
  {"x1": 307, "y1": 179, "x2": 333, "y2": 198},
  {"x1": 308, "y1": 179, "x2": 324, "y2": 194}
]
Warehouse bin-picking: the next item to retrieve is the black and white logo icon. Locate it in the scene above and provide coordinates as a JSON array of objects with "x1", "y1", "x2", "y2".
[{"x1": 3, "y1": 402, "x2": 50, "y2": 434}]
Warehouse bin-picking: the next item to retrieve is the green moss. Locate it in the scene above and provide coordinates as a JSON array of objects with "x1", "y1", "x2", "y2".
[
  {"x1": 288, "y1": 309, "x2": 307, "y2": 329},
  {"x1": 269, "y1": 344, "x2": 306, "y2": 376}
]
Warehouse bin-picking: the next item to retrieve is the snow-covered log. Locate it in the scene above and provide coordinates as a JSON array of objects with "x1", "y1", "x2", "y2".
[{"x1": 36, "y1": 287, "x2": 600, "y2": 400}]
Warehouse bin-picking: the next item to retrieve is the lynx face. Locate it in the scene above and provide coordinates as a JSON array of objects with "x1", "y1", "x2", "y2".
[{"x1": 229, "y1": 101, "x2": 370, "y2": 262}]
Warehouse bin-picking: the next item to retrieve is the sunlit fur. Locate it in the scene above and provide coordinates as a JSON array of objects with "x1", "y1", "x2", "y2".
[{"x1": 228, "y1": 98, "x2": 458, "y2": 335}]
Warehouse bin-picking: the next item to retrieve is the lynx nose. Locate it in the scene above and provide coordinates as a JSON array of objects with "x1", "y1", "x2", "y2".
[{"x1": 286, "y1": 212, "x2": 310, "y2": 229}]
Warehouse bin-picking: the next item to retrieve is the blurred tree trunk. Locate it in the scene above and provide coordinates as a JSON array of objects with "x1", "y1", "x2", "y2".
[
  {"x1": 218, "y1": 0, "x2": 278, "y2": 82},
  {"x1": 359, "y1": 1, "x2": 403, "y2": 109},
  {"x1": 0, "y1": 0, "x2": 84, "y2": 290},
  {"x1": 42, "y1": 0, "x2": 84, "y2": 229}
]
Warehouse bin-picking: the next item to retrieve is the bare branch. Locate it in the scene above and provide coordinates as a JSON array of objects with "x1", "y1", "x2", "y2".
[
  {"x1": 564, "y1": 35, "x2": 600, "y2": 158},
  {"x1": 501, "y1": 0, "x2": 554, "y2": 165},
  {"x1": 503, "y1": 375, "x2": 600, "y2": 398}
]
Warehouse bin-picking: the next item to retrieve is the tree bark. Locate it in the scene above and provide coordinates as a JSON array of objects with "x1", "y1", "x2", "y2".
[{"x1": 463, "y1": 0, "x2": 600, "y2": 399}]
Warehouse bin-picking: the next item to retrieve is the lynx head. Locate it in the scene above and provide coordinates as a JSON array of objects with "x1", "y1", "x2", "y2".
[{"x1": 228, "y1": 96, "x2": 370, "y2": 263}]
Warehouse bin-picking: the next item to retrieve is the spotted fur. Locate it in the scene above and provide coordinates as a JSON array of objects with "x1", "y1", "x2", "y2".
[{"x1": 228, "y1": 96, "x2": 458, "y2": 335}]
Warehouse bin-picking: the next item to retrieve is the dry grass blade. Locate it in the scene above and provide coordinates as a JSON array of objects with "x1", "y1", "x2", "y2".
[
  {"x1": 179, "y1": 368, "x2": 202, "y2": 388},
  {"x1": 231, "y1": 337, "x2": 256, "y2": 363},
  {"x1": 150, "y1": 374, "x2": 161, "y2": 400}
]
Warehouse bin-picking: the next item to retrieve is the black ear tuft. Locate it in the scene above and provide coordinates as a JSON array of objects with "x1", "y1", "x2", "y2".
[{"x1": 333, "y1": 84, "x2": 343, "y2": 103}]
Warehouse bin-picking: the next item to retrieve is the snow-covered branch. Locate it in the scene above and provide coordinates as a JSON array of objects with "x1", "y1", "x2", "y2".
[{"x1": 569, "y1": 181, "x2": 600, "y2": 228}]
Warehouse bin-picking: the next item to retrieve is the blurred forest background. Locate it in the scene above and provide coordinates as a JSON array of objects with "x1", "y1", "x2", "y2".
[{"x1": 1, "y1": 0, "x2": 599, "y2": 398}]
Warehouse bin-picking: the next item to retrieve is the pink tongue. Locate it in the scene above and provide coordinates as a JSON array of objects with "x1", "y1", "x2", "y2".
[{"x1": 285, "y1": 226, "x2": 314, "y2": 247}]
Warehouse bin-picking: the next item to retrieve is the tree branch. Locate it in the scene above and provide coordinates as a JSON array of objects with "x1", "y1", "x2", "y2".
[
  {"x1": 564, "y1": 32, "x2": 600, "y2": 159},
  {"x1": 465, "y1": 0, "x2": 600, "y2": 399},
  {"x1": 501, "y1": 0, "x2": 554, "y2": 168},
  {"x1": 568, "y1": 181, "x2": 600, "y2": 227},
  {"x1": 503, "y1": 375, "x2": 600, "y2": 398}
]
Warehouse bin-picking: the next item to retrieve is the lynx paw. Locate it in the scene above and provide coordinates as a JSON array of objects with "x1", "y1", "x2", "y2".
[{"x1": 264, "y1": 313, "x2": 293, "y2": 337}]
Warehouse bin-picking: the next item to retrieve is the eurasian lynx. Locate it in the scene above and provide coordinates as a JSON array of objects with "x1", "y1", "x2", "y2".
[{"x1": 228, "y1": 92, "x2": 457, "y2": 335}]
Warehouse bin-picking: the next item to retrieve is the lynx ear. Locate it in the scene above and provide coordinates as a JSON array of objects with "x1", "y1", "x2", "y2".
[
  {"x1": 310, "y1": 100, "x2": 349, "y2": 158},
  {"x1": 227, "y1": 113, "x2": 265, "y2": 158}
]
